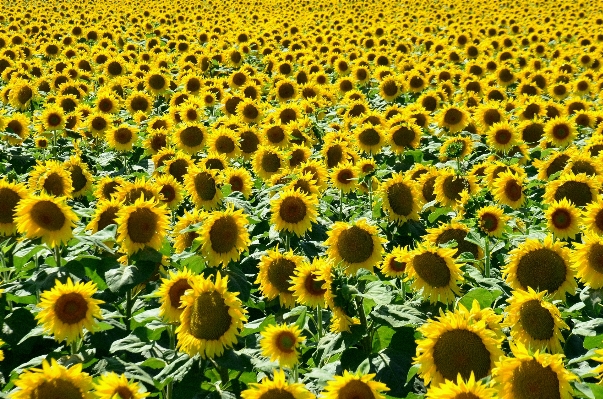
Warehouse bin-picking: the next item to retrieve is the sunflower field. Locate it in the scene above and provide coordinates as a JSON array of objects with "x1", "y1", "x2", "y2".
[{"x1": 1, "y1": 0, "x2": 603, "y2": 398}]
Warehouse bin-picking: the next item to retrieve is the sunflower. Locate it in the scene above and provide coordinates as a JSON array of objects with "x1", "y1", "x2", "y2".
[
  {"x1": 15, "y1": 194, "x2": 78, "y2": 248},
  {"x1": 298, "y1": 159, "x2": 329, "y2": 191},
  {"x1": 476, "y1": 205, "x2": 509, "y2": 237},
  {"x1": 4, "y1": 113, "x2": 30, "y2": 144},
  {"x1": 241, "y1": 370, "x2": 315, "y2": 399},
  {"x1": 95, "y1": 90, "x2": 120, "y2": 114},
  {"x1": 330, "y1": 162, "x2": 359, "y2": 193},
  {"x1": 387, "y1": 121, "x2": 422, "y2": 153},
  {"x1": 260, "y1": 323, "x2": 305, "y2": 368},
  {"x1": 325, "y1": 219, "x2": 385, "y2": 275},
  {"x1": 544, "y1": 198, "x2": 581, "y2": 239},
  {"x1": 86, "y1": 198, "x2": 120, "y2": 234},
  {"x1": 208, "y1": 128, "x2": 240, "y2": 159},
  {"x1": 379, "y1": 173, "x2": 421, "y2": 224},
  {"x1": 114, "y1": 178, "x2": 161, "y2": 205},
  {"x1": 184, "y1": 165, "x2": 223, "y2": 210},
  {"x1": 94, "y1": 176, "x2": 125, "y2": 201},
  {"x1": 115, "y1": 196, "x2": 170, "y2": 255},
  {"x1": 200, "y1": 206, "x2": 251, "y2": 267},
  {"x1": 106, "y1": 124, "x2": 138, "y2": 152},
  {"x1": 8, "y1": 79, "x2": 37, "y2": 110},
  {"x1": 157, "y1": 268, "x2": 196, "y2": 323},
  {"x1": 176, "y1": 273, "x2": 247, "y2": 358},
  {"x1": 144, "y1": 128, "x2": 170, "y2": 155},
  {"x1": 437, "y1": 105, "x2": 470, "y2": 133},
  {"x1": 155, "y1": 174, "x2": 184, "y2": 209},
  {"x1": 145, "y1": 68, "x2": 171, "y2": 95},
  {"x1": 178, "y1": 98, "x2": 205, "y2": 124},
  {"x1": 222, "y1": 167, "x2": 253, "y2": 199},
  {"x1": 0, "y1": 179, "x2": 28, "y2": 236},
  {"x1": 544, "y1": 117, "x2": 577, "y2": 147},
  {"x1": 291, "y1": 257, "x2": 331, "y2": 308},
  {"x1": 355, "y1": 123, "x2": 385, "y2": 154},
  {"x1": 544, "y1": 172, "x2": 599, "y2": 207},
  {"x1": 28, "y1": 160, "x2": 73, "y2": 197},
  {"x1": 271, "y1": 188, "x2": 318, "y2": 237},
  {"x1": 93, "y1": 372, "x2": 149, "y2": 399},
  {"x1": 415, "y1": 307, "x2": 503, "y2": 387},
  {"x1": 434, "y1": 170, "x2": 476, "y2": 209},
  {"x1": 10, "y1": 359, "x2": 94, "y2": 399},
  {"x1": 172, "y1": 122, "x2": 207, "y2": 154},
  {"x1": 492, "y1": 171, "x2": 526, "y2": 209},
  {"x1": 36, "y1": 277, "x2": 103, "y2": 344},
  {"x1": 503, "y1": 288, "x2": 568, "y2": 354},
  {"x1": 86, "y1": 112, "x2": 112, "y2": 137},
  {"x1": 64, "y1": 157, "x2": 93, "y2": 198},
  {"x1": 572, "y1": 233, "x2": 603, "y2": 289},
  {"x1": 253, "y1": 146, "x2": 286, "y2": 181},
  {"x1": 40, "y1": 104, "x2": 66, "y2": 131},
  {"x1": 322, "y1": 371, "x2": 389, "y2": 399},
  {"x1": 405, "y1": 243, "x2": 463, "y2": 304},
  {"x1": 379, "y1": 246, "x2": 409, "y2": 278},
  {"x1": 491, "y1": 342, "x2": 577, "y2": 399},
  {"x1": 425, "y1": 222, "x2": 482, "y2": 260},
  {"x1": 256, "y1": 248, "x2": 305, "y2": 308},
  {"x1": 533, "y1": 150, "x2": 572, "y2": 181},
  {"x1": 503, "y1": 235, "x2": 576, "y2": 301},
  {"x1": 126, "y1": 91, "x2": 153, "y2": 115},
  {"x1": 439, "y1": 136, "x2": 473, "y2": 161},
  {"x1": 425, "y1": 373, "x2": 498, "y2": 399},
  {"x1": 486, "y1": 121, "x2": 518, "y2": 153},
  {"x1": 172, "y1": 209, "x2": 205, "y2": 254}
]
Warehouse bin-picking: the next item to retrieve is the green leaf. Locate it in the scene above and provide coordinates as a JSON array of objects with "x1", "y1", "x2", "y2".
[
  {"x1": 585, "y1": 334, "x2": 603, "y2": 350},
  {"x1": 370, "y1": 304, "x2": 425, "y2": 328},
  {"x1": 241, "y1": 315, "x2": 276, "y2": 337},
  {"x1": 139, "y1": 358, "x2": 167, "y2": 369},
  {"x1": 406, "y1": 364, "x2": 420, "y2": 383},
  {"x1": 428, "y1": 206, "x2": 452, "y2": 223},
  {"x1": 357, "y1": 281, "x2": 393, "y2": 305},
  {"x1": 459, "y1": 288, "x2": 495, "y2": 310}
]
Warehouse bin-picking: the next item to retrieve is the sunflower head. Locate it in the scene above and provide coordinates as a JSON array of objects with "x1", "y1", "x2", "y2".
[
  {"x1": 260, "y1": 323, "x2": 305, "y2": 368},
  {"x1": 11, "y1": 359, "x2": 94, "y2": 399},
  {"x1": 115, "y1": 196, "x2": 170, "y2": 255},
  {"x1": 200, "y1": 206, "x2": 251, "y2": 267}
]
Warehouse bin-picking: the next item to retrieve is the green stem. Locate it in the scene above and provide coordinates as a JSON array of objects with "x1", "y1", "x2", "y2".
[
  {"x1": 54, "y1": 245, "x2": 61, "y2": 267},
  {"x1": 484, "y1": 236, "x2": 491, "y2": 279},
  {"x1": 293, "y1": 363, "x2": 299, "y2": 383},
  {"x1": 70, "y1": 338, "x2": 78, "y2": 356},
  {"x1": 125, "y1": 289, "x2": 132, "y2": 332},
  {"x1": 52, "y1": 130, "x2": 58, "y2": 160},
  {"x1": 166, "y1": 325, "x2": 176, "y2": 399},
  {"x1": 284, "y1": 232, "x2": 290, "y2": 252},
  {"x1": 457, "y1": 157, "x2": 461, "y2": 173},
  {"x1": 368, "y1": 180, "x2": 373, "y2": 217},
  {"x1": 316, "y1": 307, "x2": 323, "y2": 341},
  {"x1": 355, "y1": 296, "x2": 371, "y2": 355},
  {"x1": 339, "y1": 189, "x2": 344, "y2": 220}
]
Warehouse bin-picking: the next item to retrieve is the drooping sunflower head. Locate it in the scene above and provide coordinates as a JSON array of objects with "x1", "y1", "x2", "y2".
[
  {"x1": 492, "y1": 342, "x2": 577, "y2": 399},
  {"x1": 200, "y1": 206, "x2": 251, "y2": 267},
  {"x1": 157, "y1": 268, "x2": 196, "y2": 323},
  {"x1": 0, "y1": 179, "x2": 28, "y2": 236},
  {"x1": 15, "y1": 193, "x2": 78, "y2": 248},
  {"x1": 11, "y1": 358, "x2": 94, "y2": 399},
  {"x1": 406, "y1": 243, "x2": 463, "y2": 304},
  {"x1": 260, "y1": 323, "x2": 305, "y2": 368},
  {"x1": 379, "y1": 173, "x2": 422, "y2": 224},
  {"x1": 415, "y1": 308, "x2": 504, "y2": 387},
  {"x1": 503, "y1": 235, "x2": 576, "y2": 301},
  {"x1": 325, "y1": 219, "x2": 385, "y2": 275},
  {"x1": 322, "y1": 371, "x2": 389, "y2": 399},
  {"x1": 115, "y1": 196, "x2": 170, "y2": 255},
  {"x1": 176, "y1": 272, "x2": 247, "y2": 359},
  {"x1": 270, "y1": 188, "x2": 318, "y2": 237},
  {"x1": 93, "y1": 372, "x2": 149, "y2": 399},
  {"x1": 503, "y1": 288, "x2": 568, "y2": 354},
  {"x1": 36, "y1": 277, "x2": 103, "y2": 344}
]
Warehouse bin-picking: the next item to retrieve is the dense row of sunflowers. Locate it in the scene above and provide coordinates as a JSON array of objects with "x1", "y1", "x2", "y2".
[{"x1": 0, "y1": 0, "x2": 603, "y2": 397}]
